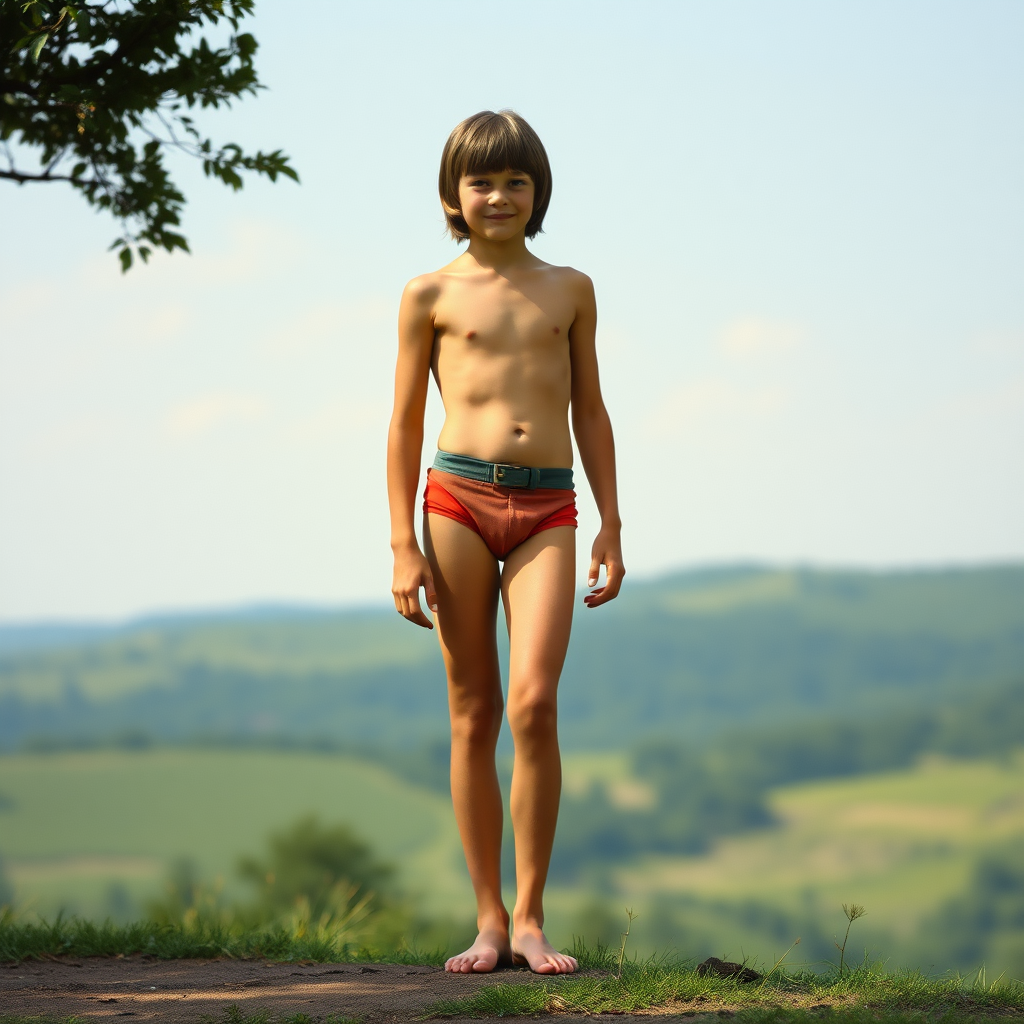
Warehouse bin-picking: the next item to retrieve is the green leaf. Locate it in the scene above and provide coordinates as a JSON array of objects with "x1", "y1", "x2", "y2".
[
  {"x1": 28, "y1": 32, "x2": 49, "y2": 62},
  {"x1": 118, "y1": 247, "x2": 132, "y2": 273}
]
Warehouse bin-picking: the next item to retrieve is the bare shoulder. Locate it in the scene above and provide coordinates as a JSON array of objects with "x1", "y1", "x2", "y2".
[
  {"x1": 544, "y1": 265, "x2": 595, "y2": 320},
  {"x1": 402, "y1": 269, "x2": 444, "y2": 309},
  {"x1": 544, "y1": 263, "x2": 594, "y2": 300}
]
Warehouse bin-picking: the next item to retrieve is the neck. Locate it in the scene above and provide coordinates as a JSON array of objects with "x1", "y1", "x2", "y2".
[{"x1": 464, "y1": 231, "x2": 532, "y2": 271}]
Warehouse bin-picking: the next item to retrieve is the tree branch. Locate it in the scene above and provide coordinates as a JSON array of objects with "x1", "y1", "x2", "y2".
[{"x1": 0, "y1": 168, "x2": 81, "y2": 184}]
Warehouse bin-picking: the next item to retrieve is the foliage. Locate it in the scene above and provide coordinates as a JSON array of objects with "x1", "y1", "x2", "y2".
[
  {"x1": 0, "y1": 0, "x2": 297, "y2": 270},
  {"x1": 550, "y1": 675, "x2": 1024, "y2": 879},
  {"x1": 235, "y1": 815, "x2": 394, "y2": 922},
  {"x1": 913, "y1": 842, "x2": 1024, "y2": 974},
  {"x1": 140, "y1": 815, "x2": 469, "y2": 955},
  {"x1": 2, "y1": 566, "x2": 1022, "y2": 753},
  {"x1": 0, "y1": 857, "x2": 13, "y2": 908}
]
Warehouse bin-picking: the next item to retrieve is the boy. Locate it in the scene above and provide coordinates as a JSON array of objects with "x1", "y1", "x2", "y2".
[{"x1": 387, "y1": 110, "x2": 623, "y2": 975}]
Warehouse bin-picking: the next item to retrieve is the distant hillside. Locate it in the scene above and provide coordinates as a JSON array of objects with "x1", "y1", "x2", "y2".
[{"x1": 1, "y1": 564, "x2": 1022, "y2": 751}]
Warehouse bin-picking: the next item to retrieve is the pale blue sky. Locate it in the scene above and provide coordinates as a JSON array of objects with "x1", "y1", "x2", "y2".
[{"x1": 1, "y1": 0, "x2": 1022, "y2": 620}]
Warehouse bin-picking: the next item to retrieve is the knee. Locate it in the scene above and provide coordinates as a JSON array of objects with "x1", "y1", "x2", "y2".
[
  {"x1": 507, "y1": 687, "x2": 558, "y2": 742},
  {"x1": 450, "y1": 691, "x2": 504, "y2": 746}
]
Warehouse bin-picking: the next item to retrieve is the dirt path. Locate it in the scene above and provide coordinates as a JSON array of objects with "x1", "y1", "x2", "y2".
[{"x1": 0, "y1": 957, "x2": 621, "y2": 1022}]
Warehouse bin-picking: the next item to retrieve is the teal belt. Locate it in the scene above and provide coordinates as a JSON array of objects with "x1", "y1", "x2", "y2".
[{"x1": 433, "y1": 451, "x2": 574, "y2": 490}]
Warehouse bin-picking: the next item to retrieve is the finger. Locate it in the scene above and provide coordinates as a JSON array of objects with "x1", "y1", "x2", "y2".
[
  {"x1": 397, "y1": 591, "x2": 431, "y2": 628},
  {"x1": 406, "y1": 591, "x2": 434, "y2": 629},
  {"x1": 423, "y1": 572, "x2": 438, "y2": 614},
  {"x1": 583, "y1": 582, "x2": 617, "y2": 608},
  {"x1": 587, "y1": 554, "x2": 602, "y2": 588},
  {"x1": 603, "y1": 563, "x2": 625, "y2": 600}
]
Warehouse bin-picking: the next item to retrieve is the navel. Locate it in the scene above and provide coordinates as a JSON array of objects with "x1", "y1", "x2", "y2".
[{"x1": 466, "y1": 329, "x2": 477, "y2": 339}]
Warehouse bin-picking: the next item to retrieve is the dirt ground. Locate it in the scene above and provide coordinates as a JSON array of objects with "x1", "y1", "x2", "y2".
[{"x1": 0, "y1": 956, "x2": 654, "y2": 1023}]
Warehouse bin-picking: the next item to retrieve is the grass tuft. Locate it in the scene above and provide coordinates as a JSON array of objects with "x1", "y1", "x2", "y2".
[
  {"x1": 0, "y1": 912, "x2": 446, "y2": 965},
  {"x1": 426, "y1": 983, "x2": 549, "y2": 1018},
  {"x1": 197, "y1": 1007, "x2": 360, "y2": 1024},
  {"x1": 422, "y1": 947, "x2": 1024, "y2": 1020}
]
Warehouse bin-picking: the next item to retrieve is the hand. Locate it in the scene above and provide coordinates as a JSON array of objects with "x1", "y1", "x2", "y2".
[
  {"x1": 584, "y1": 527, "x2": 624, "y2": 608},
  {"x1": 392, "y1": 546, "x2": 437, "y2": 628}
]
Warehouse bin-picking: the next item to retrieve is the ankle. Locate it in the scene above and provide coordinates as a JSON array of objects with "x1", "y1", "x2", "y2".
[
  {"x1": 478, "y1": 910, "x2": 510, "y2": 933},
  {"x1": 512, "y1": 913, "x2": 544, "y2": 934}
]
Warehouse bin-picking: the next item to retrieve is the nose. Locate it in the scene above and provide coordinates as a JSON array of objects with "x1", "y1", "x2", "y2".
[{"x1": 487, "y1": 188, "x2": 510, "y2": 207}]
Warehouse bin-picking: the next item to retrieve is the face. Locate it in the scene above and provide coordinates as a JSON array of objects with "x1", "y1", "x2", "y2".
[{"x1": 457, "y1": 169, "x2": 535, "y2": 240}]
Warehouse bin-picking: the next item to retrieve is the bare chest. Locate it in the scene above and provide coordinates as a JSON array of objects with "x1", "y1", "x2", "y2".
[{"x1": 434, "y1": 279, "x2": 575, "y2": 357}]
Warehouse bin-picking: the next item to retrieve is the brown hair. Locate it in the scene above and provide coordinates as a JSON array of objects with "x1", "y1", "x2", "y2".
[{"x1": 438, "y1": 110, "x2": 552, "y2": 242}]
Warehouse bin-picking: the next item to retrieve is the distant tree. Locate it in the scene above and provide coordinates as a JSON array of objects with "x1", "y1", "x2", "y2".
[
  {"x1": 1, "y1": 0, "x2": 298, "y2": 270},
  {"x1": 238, "y1": 815, "x2": 394, "y2": 920},
  {"x1": 0, "y1": 855, "x2": 14, "y2": 908}
]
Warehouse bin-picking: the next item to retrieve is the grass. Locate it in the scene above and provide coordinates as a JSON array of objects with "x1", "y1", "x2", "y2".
[
  {"x1": 0, "y1": 914, "x2": 447, "y2": 965},
  {"x1": 0, "y1": 1013, "x2": 363, "y2": 1024},
  {"x1": 199, "y1": 1008, "x2": 360, "y2": 1024},
  {"x1": 424, "y1": 943, "x2": 1024, "y2": 1019},
  {"x1": 1, "y1": 922, "x2": 1021, "y2": 1023}
]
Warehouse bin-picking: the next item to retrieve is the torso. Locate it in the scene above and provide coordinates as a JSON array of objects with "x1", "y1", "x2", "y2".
[{"x1": 426, "y1": 256, "x2": 581, "y2": 468}]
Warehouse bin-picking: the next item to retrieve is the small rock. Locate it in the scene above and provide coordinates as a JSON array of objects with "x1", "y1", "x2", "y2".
[{"x1": 695, "y1": 957, "x2": 762, "y2": 983}]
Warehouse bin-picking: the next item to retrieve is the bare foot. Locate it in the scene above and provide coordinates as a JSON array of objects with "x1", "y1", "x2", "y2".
[
  {"x1": 512, "y1": 924, "x2": 578, "y2": 974},
  {"x1": 445, "y1": 926, "x2": 512, "y2": 973}
]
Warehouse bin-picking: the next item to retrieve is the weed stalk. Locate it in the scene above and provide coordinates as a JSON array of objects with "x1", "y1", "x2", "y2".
[
  {"x1": 757, "y1": 936, "x2": 800, "y2": 990},
  {"x1": 615, "y1": 907, "x2": 637, "y2": 980},
  {"x1": 835, "y1": 902, "x2": 866, "y2": 975}
]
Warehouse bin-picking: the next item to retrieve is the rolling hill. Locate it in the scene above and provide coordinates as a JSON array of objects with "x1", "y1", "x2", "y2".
[{"x1": 1, "y1": 564, "x2": 1022, "y2": 751}]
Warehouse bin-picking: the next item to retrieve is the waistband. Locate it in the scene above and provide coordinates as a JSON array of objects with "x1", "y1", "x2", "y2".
[{"x1": 432, "y1": 451, "x2": 574, "y2": 490}]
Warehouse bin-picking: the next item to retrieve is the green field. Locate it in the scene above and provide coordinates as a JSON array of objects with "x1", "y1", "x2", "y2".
[
  {"x1": 0, "y1": 748, "x2": 471, "y2": 921},
  {"x1": 2, "y1": 747, "x2": 1023, "y2": 977},
  {"x1": 615, "y1": 751, "x2": 1024, "y2": 961}
]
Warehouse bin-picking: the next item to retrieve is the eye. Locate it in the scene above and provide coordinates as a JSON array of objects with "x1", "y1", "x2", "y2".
[
  {"x1": 509, "y1": 178, "x2": 530, "y2": 188},
  {"x1": 467, "y1": 178, "x2": 489, "y2": 188}
]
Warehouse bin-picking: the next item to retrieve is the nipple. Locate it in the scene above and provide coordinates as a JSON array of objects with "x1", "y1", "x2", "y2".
[
  {"x1": 466, "y1": 330, "x2": 477, "y2": 339},
  {"x1": 553, "y1": 326, "x2": 560, "y2": 334}
]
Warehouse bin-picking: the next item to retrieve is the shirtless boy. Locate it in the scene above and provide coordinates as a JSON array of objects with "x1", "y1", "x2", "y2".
[{"x1": 387, "y1": 110, "x2": 624, "y2": 975}]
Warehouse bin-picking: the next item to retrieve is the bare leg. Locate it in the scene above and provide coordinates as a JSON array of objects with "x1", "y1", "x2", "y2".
[
  {"x1": 502, "y1": 526, "x2": 578, "y2": 974},
  {"x1": 425, "y1": 513, "x2": 512, "y2": 973}
]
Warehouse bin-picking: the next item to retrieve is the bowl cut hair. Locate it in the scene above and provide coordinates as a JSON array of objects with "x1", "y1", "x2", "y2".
[{"x1": 439, "y1": 110, "x2": 552, "y2": 242}]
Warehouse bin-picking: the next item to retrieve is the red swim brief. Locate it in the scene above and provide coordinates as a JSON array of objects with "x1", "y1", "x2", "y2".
[{"x1": 423, "y1": 468, "x2": 577, "y2": 560}]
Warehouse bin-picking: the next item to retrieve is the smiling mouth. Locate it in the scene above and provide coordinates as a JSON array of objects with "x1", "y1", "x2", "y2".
[{"x1": 486, "y1": 214, "x2": 515, "y2": 220}]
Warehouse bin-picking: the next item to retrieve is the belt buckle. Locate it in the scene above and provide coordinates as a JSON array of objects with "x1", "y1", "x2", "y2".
[{"x1": 493, "y1": 463, "x2": 538, "y2": 489}]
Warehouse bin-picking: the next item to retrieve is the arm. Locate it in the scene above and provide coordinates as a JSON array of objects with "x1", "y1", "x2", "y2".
[
  {"x1": 387, "y1": 276, "x2": 439, "y2": 628},
  {"x1": 568, "y1": 273, "x2": 625, "y2": 608}
]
